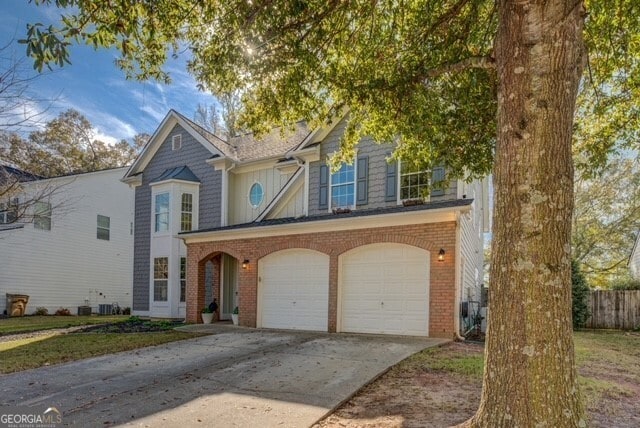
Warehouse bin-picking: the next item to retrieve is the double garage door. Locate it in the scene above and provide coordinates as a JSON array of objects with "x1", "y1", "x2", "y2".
[{"x1": 258, "y1": 244, "x2": 430, "y2": 336}]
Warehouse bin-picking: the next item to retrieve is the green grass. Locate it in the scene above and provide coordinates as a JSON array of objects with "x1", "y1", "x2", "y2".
[
  {"x1": 0, "y1": 331, "x2": 202, "y2": 373},
  {"x1": 397, "y1": 345, "x2": 485, "y2": 379},
  {"x1": 0, "y1": 315, "x2": 129, "y2": 335}
]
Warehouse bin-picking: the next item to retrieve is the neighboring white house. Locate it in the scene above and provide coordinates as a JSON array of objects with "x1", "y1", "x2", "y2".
[
  {"x1": 0, "y1": 167, "x2": 134, "y2": 315},
  {"x1": 630, "y1": 233, "x2": 640, "y2": 279}
]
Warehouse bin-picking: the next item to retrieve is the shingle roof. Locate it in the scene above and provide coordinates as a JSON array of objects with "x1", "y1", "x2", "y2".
[
  {"x1": 232, "y1": 123, "x2": 311, "y2": 161},
  {"x1": 174, "y1": 111, "x2": 311, "y2": 162},
  {"x1": 0, "y1": 163, "x2": 42, "y2": 182},
  {"x1": 180, "y1": 198, "x2": 474, "y2": 235},
  {"x1": 152, "y1": 166, "x2": 200, "y2": 183},
  {"x1": 172, "y1": 110, "x2": 238, "y2": 158}
]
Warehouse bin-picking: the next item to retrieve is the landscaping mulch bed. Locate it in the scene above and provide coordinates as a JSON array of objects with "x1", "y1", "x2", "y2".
[{"x1": 78, "y1": 317, "x2": 183, "y2": 333}]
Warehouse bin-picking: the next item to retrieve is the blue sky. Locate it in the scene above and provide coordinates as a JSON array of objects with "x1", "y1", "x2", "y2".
[{"x1": 0, "y1": 1, "x2": 216, "y2": 144}]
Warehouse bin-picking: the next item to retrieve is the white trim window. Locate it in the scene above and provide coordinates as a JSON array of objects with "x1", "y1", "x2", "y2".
[
  {"x1": 0, "y1": 198, "x2": 19, "y2": 224},
  {"x1": 399, "y1": 163, "x2": 430, "y2": 201},
  {"x1": 180, "y1": 193, "x2": 193, "y2": 232},
  {"x1": 33, "y1": 201, "x2": 52, "y2": 230},
  {"x1": 154, "y1": 193, "x2": 170, "y2": 233},
  {"x1": 330, "y1": 162, "x2": 356, "y2": 209},
  {"x1": 249, "y1": 182, "x2": 264, "y2": 208},
  {"x1": 97, "y1": 214, "x2": 110, "y2": 240},
  {"x1": 153, "y1": 257, "x2": 169, "y2": 301},
  {"x1": 180, "y1": 257, "x2": 186, "y2": 303}
]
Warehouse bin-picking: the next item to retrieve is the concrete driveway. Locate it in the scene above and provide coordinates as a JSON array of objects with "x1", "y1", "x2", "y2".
[{"x1": 0, "y1": 325, "x2": 448, "y2": 427}]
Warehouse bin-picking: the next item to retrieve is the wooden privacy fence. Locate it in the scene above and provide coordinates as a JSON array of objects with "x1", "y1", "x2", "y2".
[{"x1": 586, "y1": 290, "x2": 640, "y2": 330}]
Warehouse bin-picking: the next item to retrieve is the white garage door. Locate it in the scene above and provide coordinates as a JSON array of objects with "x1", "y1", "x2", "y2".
[
  {"x1": 259, "y1": 249, "x2": 329, "y2": 331},
  {"x1": 340, "y1": 243, "x2": 430, "y2": 336}
]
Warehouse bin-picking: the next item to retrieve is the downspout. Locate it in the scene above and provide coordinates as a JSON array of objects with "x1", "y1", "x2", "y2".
[{"x1": 454, "y1": 211, "x2": 465, "y2": 341}]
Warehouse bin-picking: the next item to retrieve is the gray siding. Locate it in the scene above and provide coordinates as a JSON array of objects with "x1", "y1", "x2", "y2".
[
  {"x1": 308, "y1": 117, "x2": 457, "y2": 216},
  {"x1": 132, "y1": 124, "x2": 222, "y2": 311}
]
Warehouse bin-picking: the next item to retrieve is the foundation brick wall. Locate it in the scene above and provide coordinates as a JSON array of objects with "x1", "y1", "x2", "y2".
[{"x1": 185, "y1": 221, "x2": 457, "y2": 338}]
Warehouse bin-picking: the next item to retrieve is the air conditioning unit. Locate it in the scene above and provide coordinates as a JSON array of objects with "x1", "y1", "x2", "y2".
[{"x1": 98, "y1": 304, "x2": 113, "y2": 315}]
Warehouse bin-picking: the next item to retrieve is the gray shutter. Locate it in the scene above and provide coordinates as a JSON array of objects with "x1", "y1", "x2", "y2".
[
  {"x1": 319, "y1": 164, "x2": 329, "y2": 209},
  {"x1": 385, "y1": 160, "x2": 397, "y2": 202},
  {"x1": 431, "y1": 166, "x2": 446, "y2": 196},
  {"x1": 356, "y1": 156, "x2": 369, "y2": 206}
]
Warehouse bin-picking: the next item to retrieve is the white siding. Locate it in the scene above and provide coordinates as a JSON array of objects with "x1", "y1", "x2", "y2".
[
  {"x1": 228, "y1": 167, "x2": 293, "y2": 224},
  {"x1": 631, "y1": 237, "x2": 640, "y2": 279},
  {"x1": 0, "y1": 168, "x2": 134, "y2": 315},
  {"x1": 459, "y1": 178, "x2": 488, "y2": 305}
]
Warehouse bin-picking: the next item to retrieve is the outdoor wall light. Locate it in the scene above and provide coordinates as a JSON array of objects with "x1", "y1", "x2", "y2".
[
  {"x1": 242, "y1": 259, "x2": 250, "y2": 269},
  {"x1": 438, "y1": 248, "x2": 445, "y2": 262}
]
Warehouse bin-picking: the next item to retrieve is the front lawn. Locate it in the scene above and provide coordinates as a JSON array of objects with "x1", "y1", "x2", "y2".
[
  {"x1": 0, "y1": 330, "x2": 200, "y2": 373},
  {"x1": 0, "y1": 315, "x2": 129, "y2": 335},
  {"x1": 316, "y1": 330, "x2": 640, "y2": 428},
  {"x1": 0, "y1": 316, "x2": 204, "y2": 374}
]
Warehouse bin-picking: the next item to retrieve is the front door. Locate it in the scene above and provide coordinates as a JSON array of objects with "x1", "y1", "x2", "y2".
[{"x1": 221, "y1": 254, "x2": 238, "y2": 320}]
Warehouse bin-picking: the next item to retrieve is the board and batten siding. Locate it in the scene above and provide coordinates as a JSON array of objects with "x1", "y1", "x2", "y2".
[
  {"x1": 132, "y1": 124, "x2": 222, "y2": 311},
  {"x1": 308, "y1": 116, "x2": 457, "y2": 216},
  {"x1": 269, "y1": 181, "x2": 305, "y2": 219},
  {"x1": 228, "y1": 168, "x2": 294, "y2": 225},
  {"x1": 0, "y1": 168, "x2": 134, "y2": 314}
]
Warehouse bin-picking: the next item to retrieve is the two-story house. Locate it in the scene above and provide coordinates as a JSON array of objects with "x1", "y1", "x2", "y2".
[
  {"x1": 1, "y1": 166, "x2": 134, "y2": 315},
  {"x1": 122, "y1": 110, "x2": 489, "y2": 338}
]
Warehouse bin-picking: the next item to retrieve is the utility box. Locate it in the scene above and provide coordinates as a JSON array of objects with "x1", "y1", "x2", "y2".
[
  {"x1": 77, "y1": 306, "x2": 92, "y2": 316},
  {"x1": 6, "y1": 294, "x2": 29, "y2": 317}
]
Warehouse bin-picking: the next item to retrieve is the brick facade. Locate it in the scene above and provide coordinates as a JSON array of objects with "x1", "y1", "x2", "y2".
[{"x1": 185, "y1": 221, "x2": 457, "y2": 338}]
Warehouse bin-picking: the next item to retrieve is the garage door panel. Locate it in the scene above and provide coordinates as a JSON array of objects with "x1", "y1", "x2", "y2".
[
  {"x1": 259, "y1": 249, "x2": 329, "y2": 332},
  {"x1": 340, "y1": 243, "x2": 430, "y2": 336}
]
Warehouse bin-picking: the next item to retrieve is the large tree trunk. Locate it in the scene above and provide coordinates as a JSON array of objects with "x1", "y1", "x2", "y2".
[{"x1": 462, "y1": 1, "x2": 586, "y2": 426}]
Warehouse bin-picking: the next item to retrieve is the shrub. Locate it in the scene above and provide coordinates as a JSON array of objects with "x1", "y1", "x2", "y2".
[
  {"x1": 610, "y1": 278, "x2": 640, "y2": 290},
  {"x1": 34, "y1": 307, "x2": 49, "y2": 316},
  {"x1": 572, "y1": 260, "x2": 590, "y2": 329},
  {"x1": 122, "y1": 307, "x2": 131, "y2": 315},
  {"x1": 55, "y1": 307, "x2": 71, "y2": 316}
]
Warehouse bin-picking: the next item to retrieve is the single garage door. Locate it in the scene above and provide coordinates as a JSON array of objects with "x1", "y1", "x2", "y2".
[
  {"x1": 340, "y1": 243, "x2": 430, "y2": 336},
  {"x1": 258, "y1": 249, "x2": 329, "y2": 331}
]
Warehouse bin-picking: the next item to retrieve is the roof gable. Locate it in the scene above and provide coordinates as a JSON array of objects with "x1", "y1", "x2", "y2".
[{"x1": 123, "y1": 110, "x2": 226, "y2": 179}]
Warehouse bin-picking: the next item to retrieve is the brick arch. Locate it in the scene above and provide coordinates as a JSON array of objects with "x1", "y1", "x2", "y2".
[
  {"x1": 331, "y1": 233, "x2": 440, "y2": 257},
  {"x1": 190, "y1": 243, "x2": 245, "y2": 264},
  {"x1": 254, "y1": 240, "x2": 331, "y2": 261}
]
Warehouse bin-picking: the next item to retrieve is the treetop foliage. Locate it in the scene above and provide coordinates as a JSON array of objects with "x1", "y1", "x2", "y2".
[
  {"x1": 22, "y1": 1, "x2": 639, "y2": 176},
  {"x1": 0, "y1": 109, "x2": 147, "y2": 177}
]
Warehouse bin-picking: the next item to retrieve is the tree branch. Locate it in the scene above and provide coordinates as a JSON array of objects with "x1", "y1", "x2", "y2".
[{"x1": 425, "y1": 55, "x2": 496, "y2": 80}]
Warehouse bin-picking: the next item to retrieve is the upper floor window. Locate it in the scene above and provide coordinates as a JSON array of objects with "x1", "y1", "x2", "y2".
[
  {"x1": 33, "y1": 201, "x2": 51, "y2": 231},
  {"x1": 97, "y1": 214, "x2": 110, "y2": 240},
  {"x1": 331, "y1": 163, "x2": 356, "y2": 209},
  {"x1": 399, "y1": 163, "x2": 430, "y2": 200},
  {"x1": 0, "y1": 198, "x2": 19, "y2": 224},
  {"x1": 172, "y1": 134, "x2": 182, "y2": 150},
  {"x1": 249, "y1": 182, "x2": 264, "y2": 208},
  {"x1": 181, "y1": 193, "x2": 192, "y2": 232},
  {"x1": 154, "y1": 193, "x2": 170, "y2": 232}
]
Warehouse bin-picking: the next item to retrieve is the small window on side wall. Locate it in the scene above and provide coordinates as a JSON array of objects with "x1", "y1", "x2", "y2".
[
  {"x1": 172, "y1": 134, "x2": 182, "y2": 150},
  {"x1": 97, "y1": 215, "x2": 110, "y2": 240},
  {"x1": 34, "y1": 201, "x2": 51, "y2": 231}
]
